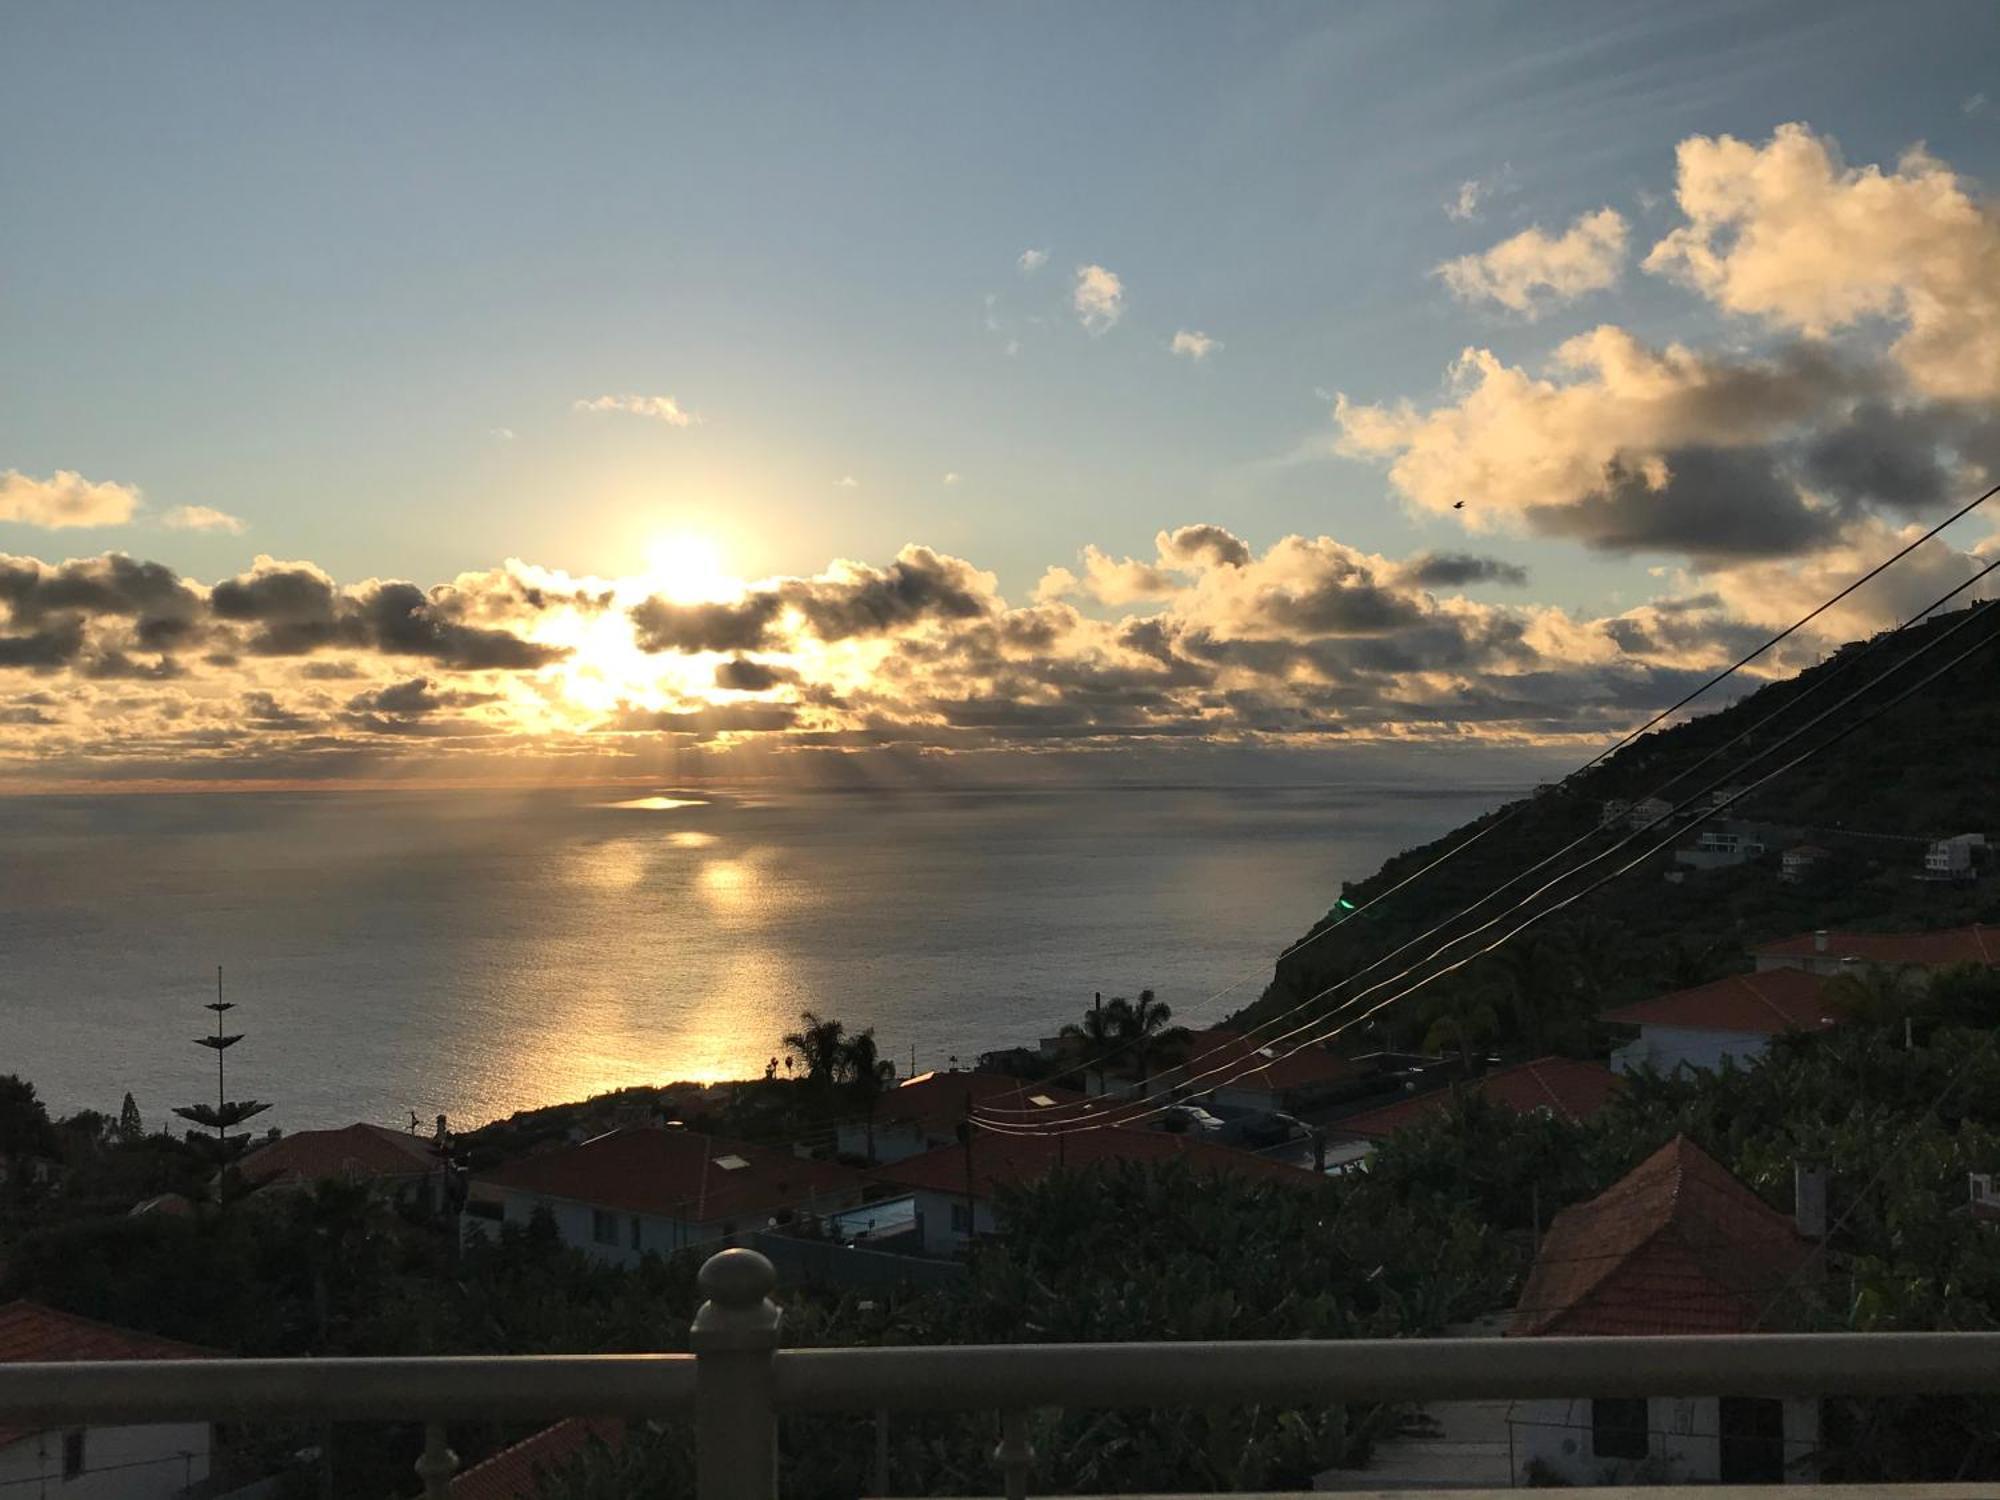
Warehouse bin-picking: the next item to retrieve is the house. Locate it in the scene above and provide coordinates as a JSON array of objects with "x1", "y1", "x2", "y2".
[
  {"x1": 1625, "y1": 796, "x2": 1676, "y2": 832},
  {"x1": 237, "y1": 1121, "x2": 443, "y2": 1201},
  {"x1": 1605, "y1": 969, "x2": 1835, "y2": 1076},
  {"x1": 872, "y1": 1128, "x2": 1322, "y2": 1257},
  {"x1": 1779, "y1": 844, "x2": 1829, "y2": 882},
  {"x1": 834, "y1": 1071, "x2": 1083, "y2": 1164},
  {"x1": 451, "y1": 1418, "x2": 624, "y2": 1500},
  {"x1": 1674, "y1": 822, "x2": 1768, "y2": 870},
  {"x1": 0, "y1": 1301, "x2": 218, "y2": 1500},
  {"x1": 1506, "y1": 1137, "x2": 1820, "y2": 1487},
  {"x1": 1751, "y1": 923, "x2": 2000, "y2": 977},
  {"x1": 1178, "y1": 1029, "x2": 1361, "y2": 1116},
  {"x1": 1924, "y1": 833, "x2": 1987, "y2": 881},
  {"x1": 468, "y1": 1127, "x2": 872, "y2": 1265},
  {"x1": 1328, "y1": 1056, "x2": 1621, "y2": 1164}
]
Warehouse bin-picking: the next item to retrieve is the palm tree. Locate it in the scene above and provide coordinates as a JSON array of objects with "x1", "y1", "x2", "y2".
[
  {"x1": 780, "y1": 1010, "x2": 847, "y2": 1092},
  {"x1": 1060, "y1": 994, "x2": 1122, "y2": 1095},
  {"x1": 1824, "y1": 963, "x2": 1920, "y2": 1026},
  {"x1": 1418, "y1": 986, "x2": 1501, "y2": 1076},
  {"x1": 840, "y1": 1029, "x2": 897, "y2": 1161},
  {"x1": 1118, "y1": 989, "x2": 1192, "y2": 1090}
]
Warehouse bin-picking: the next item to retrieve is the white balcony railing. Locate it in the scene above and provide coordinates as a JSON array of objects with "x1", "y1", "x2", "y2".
[{"x1": 4, "y1": 1249, "x2": 2000, "y2": 1499}]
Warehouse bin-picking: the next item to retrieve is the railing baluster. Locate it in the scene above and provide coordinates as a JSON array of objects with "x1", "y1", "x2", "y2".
[
  {"x1": 413, "y1": 1420, "x2": 457, "y2": 1500},
  {"x1": 692, "y1": 1249, "x2": 783, "y2": 1500},
  {"x1": 993, "y1": 1407, "x2": 1032, "y2": 1500}
]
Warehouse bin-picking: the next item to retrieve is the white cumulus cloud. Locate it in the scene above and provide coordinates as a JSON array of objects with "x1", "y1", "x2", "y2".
[
  {"x1": 574, "y1": 394, "x2": 701, "y2": 427},
  {"x1": 1170, "y1": 330, "x2": 1220, "y2": 361},
  {"x1": 1018, "y1": 248, "x2": 1048, "y2": 273},
  {"x1": 1438, "y1": 208, "x2": 1629, "y2": 316},
  {"x1": 1073, "y1": 264, "x2": 1125, "y2": 335},
  {"x1": 162, "y1": 505, "x2": 246, "y2": 534},
  {"x1": 0, "y1": 470, "x2": 141, "y2": 528}
]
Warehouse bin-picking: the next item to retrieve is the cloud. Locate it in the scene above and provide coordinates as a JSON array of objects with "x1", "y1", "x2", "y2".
[
  {"x1": 1170, "y1": 329, "x2": 1220, "y2": 360},
  {"x1": 0, "y1": 470, "x2": 141, "y2": 528},
  {"x1": 715, "y1": 656, "x2": 798, "y2": 692},
  {"x1": 1644, "y1": 123, "x2": 2000, "y2": 399},
  {"x1": 942, "y1": 472, "x2": 961, "y2": 486},
  {"x1": 574, "y1": 394, "x2": 701, "y2": 426},
  {"x1": 1438, "y1": 207, "x2": 1628, "y2": 316},
  {"x1": 162, "y1": 505, "x2": 247, "y2": 534},
  {"x1": 1967, "y1": 93, "x2": 1989, "y2": 118},
  {"x1": 834, "y1": 475, "x2": 859, "y2": 489},
  {"x1": 1334, "y1": 326, "x2": 1880, "y2": 559},
  {"x1": 1400, "y1": 552, "x2": 1530, "y2": 588},
  {"x1": 1073, "y1": 264, "x2": 1124, "y2": 335},
  {"x1": 1017, "y1": 248, "x2": 1048, "y2": 273},
  {"x1": 491, "y1": 427, "x2": 517, "y2": 441},
  {"x1": 631, "y1": 595, "x2": 783, "y2": 653}
]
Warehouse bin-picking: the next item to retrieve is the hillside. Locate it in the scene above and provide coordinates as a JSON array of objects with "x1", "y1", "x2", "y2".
[{"x1": 1243, "y1": 601, "x2": 2000, "y2": 1051}]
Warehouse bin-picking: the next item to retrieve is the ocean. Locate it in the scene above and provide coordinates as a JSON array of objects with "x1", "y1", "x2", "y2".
[{"x1": 0, "y1": 781, "x2": 1517, "y2": 1130}]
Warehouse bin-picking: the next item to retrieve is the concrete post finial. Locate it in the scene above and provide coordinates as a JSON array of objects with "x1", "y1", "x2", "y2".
[{"x1": 693, "y1": 1249, "x2": 781, "y2": 1500}]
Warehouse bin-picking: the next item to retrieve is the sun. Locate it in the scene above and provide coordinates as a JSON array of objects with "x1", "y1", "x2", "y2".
[{"x1": 642, "y1": 531, "x2": 734, "y2": 603}]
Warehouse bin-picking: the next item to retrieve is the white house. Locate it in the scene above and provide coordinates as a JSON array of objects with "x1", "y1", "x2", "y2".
[
  {"x1": 468, "y1": 1126, "x2": 871, "y2": 1265},
  {"x1": 0, "y1": 1302, "x2": 216, "y2": 1500},
  {"x1": 1925, "y1": 833, "x2": 1987, "y2": 881},
  {"x1": 1674, "y1": 825, "x2": 1767, "y2": 871},
  {"x1": 1605, "y1": 969, "x2": 1836, "y2": 1076},
  {"x1": 833, "y1": 1071, "x2": 1081, "y2": 1164},
  {"x1": 1779, "y1": 844, "x2": 1829, "y2": 882},
  {"x1": 1506, "y1": 1137, "x2": 1821, "y2": 1487}
]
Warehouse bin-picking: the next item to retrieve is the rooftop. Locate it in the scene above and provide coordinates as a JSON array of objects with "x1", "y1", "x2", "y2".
[
  {"x1": 0, "y1": 1301, "x2": 218, "y2": 1447},
  {"x1": 238, "y1": 1122, "x2": 438, "y2": 1188},
  {"x1": 1603, "y1": 968, "x2": 1836, "y2": 1036},
  {"x1": 875, "y1": 1070, "x2": 1083, "y2": 1133},
  {"x1": 449, "y1": 1417, "x2": 624, "y2": 1500},
  {"x1": 1753, "y1": 923, "x2": 2000, "y2": 967},
  {"x1": 1510, "y1": 1136, "x2": 1813, "y2": 1338},
  {"x1": 475, "y1": 1127, "x2": 869, "y2": 1226},
  {"x1": 1335, "y1": 1057, "x2": 1621, "y2": 1140},
  {"x1": 873, "y1": 1126, "x2": 1324, "y2": 1202},
  {"x1": 1186, "y1": 1029, "x2": 1360, "y2": 1094}
]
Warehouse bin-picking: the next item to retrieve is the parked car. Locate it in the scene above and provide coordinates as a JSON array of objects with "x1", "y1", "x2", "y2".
[{"x1": 1157, "y1": 1104, "x2": 1227, "y2": 1136}]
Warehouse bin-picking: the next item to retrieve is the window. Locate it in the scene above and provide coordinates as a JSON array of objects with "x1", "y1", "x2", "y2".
[
  {"x1": 591, "y1": 1208, "x2": 618, "y2": 1245},
  {"x1": 1591, "y1": 1396, "x2": 1648, "y2": 1460},
  {"x1": 949, "y1": 1202, "x2": 973, "y2": 1234},
  {"x1": 1718, "y1": 1397, "x2": 1786, "y2": 1484},
  {"x1": 62, "y1": 1429, "x2": 86, "y2": 1481}
]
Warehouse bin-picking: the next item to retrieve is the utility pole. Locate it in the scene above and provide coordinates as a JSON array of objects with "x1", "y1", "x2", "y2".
[{"x1": 957, "y1": 1092, "x2": 977, "y2": 1251}]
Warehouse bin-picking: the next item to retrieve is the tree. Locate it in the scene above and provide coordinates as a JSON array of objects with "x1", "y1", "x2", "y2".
[
  {"x1": 1417, "y1": 988, "x2": 1500, "y2": 1076},
  {"x1": 1118, "y1": 989, "x2": 1191, "y2": 1088},
  {"x1": 0, "y1": 1075, "x2": 57, "y2": 1161},
  {"x1": 117, "y1": 1093, "x2": 144, "y2": 1142},
  {"x1": 1825, "y1": 963, "x2": 1922, "y2": 1027},
  {"x1": 780, "y1": 1011, "x2": 847, "y2": 1092},
  {"x1": 1059, "y1": 994, "x2": 1124, "y2": 1094},
  {"x1": 840, "y1": 1030, "x2": 896, "y2": 1161}
]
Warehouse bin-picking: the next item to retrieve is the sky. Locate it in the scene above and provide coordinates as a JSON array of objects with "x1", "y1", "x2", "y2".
[{"x1": 4, "y1": 1, "x2": 2000, "y2": 787}]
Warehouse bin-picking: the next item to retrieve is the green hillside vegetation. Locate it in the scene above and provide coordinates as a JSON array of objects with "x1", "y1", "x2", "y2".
[{"x1": 1245, "y1": 602, "x2": 2000, "y2": 1057}]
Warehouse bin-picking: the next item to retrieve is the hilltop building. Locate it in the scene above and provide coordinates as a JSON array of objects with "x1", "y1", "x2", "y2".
[{"x1": 1505, "y1": 1137, "x2": 1821, "y2": 1486}]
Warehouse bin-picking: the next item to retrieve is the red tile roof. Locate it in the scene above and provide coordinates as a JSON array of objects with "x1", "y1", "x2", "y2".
[
  {"x1": 238, "y1": 1123, "x2": 438, "y2": 1188},
  {"x1": 0, "y1": 1302, "x2": 220, "y2": 1448},
  {"x1": 476, "y1": 1128, "x2": 869, "y2": 1226},
  {"x1": 1510, "y1": 1136, "x2": 1813, "y2": 1337},
  {"x1": 872, "y1": 1126, "x2": 1323, "y2": 1202},
  {"x1": 1187, "y1": 1030, "x2": 1360, "y2": 1096},
  {"x1": 1336, "y1": 1057, "x2": 1622, "y2": 1140},
  {"x1": 1603, "y1": 968, "x2": 1835, "y2": 1036},
  {"x1": 877, "y1": 1072, "x2": 1084, "y2": 1133},
  {"x1": 1754, "y1": 923, "x2": 2000, "y2": 967},
  {"x1": 450, "y1": 1418, "x2": 624, "y2": 1500}
]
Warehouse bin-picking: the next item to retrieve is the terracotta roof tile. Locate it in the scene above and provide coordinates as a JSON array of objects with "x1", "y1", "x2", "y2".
[
  {"x1": 1509, "y1": 1136, "x2": 1813, "y2": 1337},
  {"x1": 1337, "y1": 1057, "x2": 1621, "y2": 1140},
  {"x1": 1603, "y1": 969, "x2": 1836, "y2": 1036},
  {"x1": 475, "y1": 1128, "x2": 869, "y2": 1226},
  {"x1": 0, "y1": 1302, "x2": 220, "y2": 1448},
  {"x1": 451, "y1": 1418, "x2": 624, "y2": 1500},
  {"x1": 1187, "y1": 1030, "x2": 1359, "y2": 1095},
  {"x1": 876, "y1": 1072, "x2": 1083, "y2": 1134},
  {"x1": 238, "y1": 1123, "x2": 438, "y2": 1188},
  {"x1": 1753, "y1": 923, "x2": 2000, "y2": 968}
]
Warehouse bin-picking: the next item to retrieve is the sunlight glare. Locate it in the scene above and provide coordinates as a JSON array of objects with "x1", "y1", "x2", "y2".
[{"x1": 643, "y1": 531, "x2": 735, "y2": 603}]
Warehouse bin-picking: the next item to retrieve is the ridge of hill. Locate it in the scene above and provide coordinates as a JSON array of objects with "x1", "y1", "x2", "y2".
[{"x1": 1242, "y1": 601, "x2": 2000, "y2": 1049}]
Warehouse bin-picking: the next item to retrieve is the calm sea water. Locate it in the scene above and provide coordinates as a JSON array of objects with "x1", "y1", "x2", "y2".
[{"x1": 0, "y1": 782, "x2": 1515, "y2": 1129}]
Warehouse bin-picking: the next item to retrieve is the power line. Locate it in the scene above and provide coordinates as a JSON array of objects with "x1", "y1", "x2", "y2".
[
  {"x1": 976, "y1": 592, "x2": 2000, "y2": 1135},
  {"x1": 980, "y1": 513, "x2": 2000, "y2": 1122}
]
